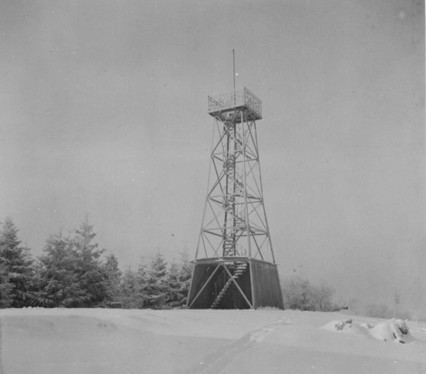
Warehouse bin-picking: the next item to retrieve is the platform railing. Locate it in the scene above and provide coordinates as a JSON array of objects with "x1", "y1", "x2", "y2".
[{"x1": 208, "y1": 87, "x2": 262, "y2": 118}]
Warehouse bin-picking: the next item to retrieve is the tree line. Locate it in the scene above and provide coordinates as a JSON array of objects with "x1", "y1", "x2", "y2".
[
  {"x1": 0, "y1": 217, "x2": 192, "y2": 309},
  {"x1": 0, "y1": 216, "x2": 342, "y2": 311}
]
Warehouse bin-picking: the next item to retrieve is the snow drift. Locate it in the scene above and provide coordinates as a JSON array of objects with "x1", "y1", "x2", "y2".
[
  {"x1": 322, "y1": 318, "x2": 413, "y2": 343},
  {"x1": 1, "y1": 308, "x2": 425, "y2": 374}
]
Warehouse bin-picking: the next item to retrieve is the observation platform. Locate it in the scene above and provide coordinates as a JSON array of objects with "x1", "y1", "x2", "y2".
[{"x1": 208, "y1": 87, "x2": 262, "y2": 122}]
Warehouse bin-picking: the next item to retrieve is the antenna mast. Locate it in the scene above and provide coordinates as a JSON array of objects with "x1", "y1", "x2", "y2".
[{"x1": 233, "y1": 49, "x2": 236, "y2": 104}]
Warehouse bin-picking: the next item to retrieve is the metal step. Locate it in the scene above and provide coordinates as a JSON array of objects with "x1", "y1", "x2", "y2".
[
  {"x1": 211, "y1": 277, "x2": 234, "y2": 308},
  {"x1": 211, "y1": 263, "x2": 248, "y2": 309}
]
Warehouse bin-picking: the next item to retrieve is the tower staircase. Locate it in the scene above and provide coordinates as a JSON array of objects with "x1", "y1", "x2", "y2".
[
  {"x1": 223, "y1": 148, "x2": 236, "y2": 257},
  {"x1": 211, "y1": 262, "x2": 248, "y2": 309}
]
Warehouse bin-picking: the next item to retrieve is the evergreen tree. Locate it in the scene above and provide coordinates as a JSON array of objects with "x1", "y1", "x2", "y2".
[
  {"x1": 0, "y1": 218, "x2": 34, "y2": 307},
  {"x1": 72, "y1": 218, "x2": 108, "y2": 306},
  {"x1": 145, "y1": 251, "x2": 168, "y2": 309},
  {"x1": 134, "y1": 259, "x2": 149, "y2": 308},
  {"x1": 0, "y1": 262, "x2": 13, "y2": 307},
  {"x1": 120, "y1": 257, "x2": 154, "y2": 309},
  {"x1": 119, "y1": 266, "x2": 139, "y2": 308},
  {"x1": 103, "y1": 254, "x2": 122, "y2": 302},
  {"x1": 165, "y1": 260, "x2": 183, "y2": 308},
  {"x1": 177, "y1": 251, "x2": 193, "y2": 306},
  {"x1": 163, "y1": 251, "x2": 193, "y2": 308},
  {"x1": 36, "y1": 232, "x2": 87, "y2": 307}
]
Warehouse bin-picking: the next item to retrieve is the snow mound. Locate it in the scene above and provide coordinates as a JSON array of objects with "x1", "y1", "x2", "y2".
[
  {"x1": 322, "y1": 319, "x2": 354, "y2": 333},
  {"x1": 322, "y1": 318, "x2": 412, "y2": 344},
  {"x1": 369, "y1": 319, "x2": 411, "y2": 343}
]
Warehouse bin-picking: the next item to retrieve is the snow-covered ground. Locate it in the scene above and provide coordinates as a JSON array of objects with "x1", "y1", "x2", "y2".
[{"x1": 1, "y1": 308, "x2": 425, "y2": 374}]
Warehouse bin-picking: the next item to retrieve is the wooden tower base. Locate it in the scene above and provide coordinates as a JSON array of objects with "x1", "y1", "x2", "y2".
[{"x1": 187, "y1": 257, "x2": 284, "y2": 309}]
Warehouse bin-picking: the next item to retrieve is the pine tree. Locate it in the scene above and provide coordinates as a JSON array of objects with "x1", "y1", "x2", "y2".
[
  {"x1": 165, "y1": 260, "x2": 183, "y2": 308},
  {"x1": 103, "y1": 254, "x2": 122, "y2": 302},
  {"x1": 0, "y1": 262, "x2": 13, "y2": 307},
  {"x1": 119, "y1": 266, "x2": 139, "y2": 308},
  {"x1": 177, "y1": 250, "x2": 193, "y2": 306},
  {"x1": 120, "y1": 258, "x2": 153, "y2": 309},
  {"x1": 72, "y1": 218, "x2": 108, "y2": 307},
  {"x1": 36, "y1": 232, "x2": 87, "y2": 307},
  {"x1": 163, "y1": 251, "x2": 193, "y2": 308},
  {"x1": 145, "y1": 251, "x2": 168, "y2": 309},
  {"x1": 134, "y1": 259, "x2": 149, "y2": 308},
  {"x1": 0, "y1": 218, "x2": 34, "y2": 307}
]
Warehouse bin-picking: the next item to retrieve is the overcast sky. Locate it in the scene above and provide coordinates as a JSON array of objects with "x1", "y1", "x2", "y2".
[{"x1": 0, "y1": 0, "x2": 424, "y2": 315}]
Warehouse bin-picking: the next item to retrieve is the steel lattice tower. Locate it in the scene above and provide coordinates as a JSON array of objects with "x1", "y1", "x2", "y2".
[{"x1": 187, "y1": 87, "x2": 284, "y2": 309}]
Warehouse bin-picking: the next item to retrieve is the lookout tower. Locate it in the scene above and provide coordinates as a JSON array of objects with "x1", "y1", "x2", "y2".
[{"x1": 187, "y1": 86, "x2": 284, "y2": 309}]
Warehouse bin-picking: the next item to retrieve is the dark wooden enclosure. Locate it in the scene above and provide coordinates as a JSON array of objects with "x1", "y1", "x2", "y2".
[{"x1": 187, "y1": 257, "x2": 284, "y2": 309}]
